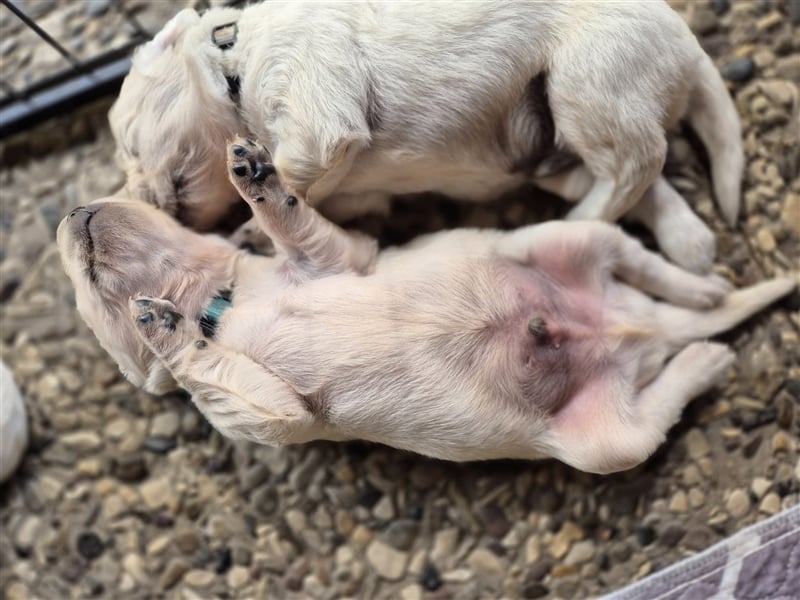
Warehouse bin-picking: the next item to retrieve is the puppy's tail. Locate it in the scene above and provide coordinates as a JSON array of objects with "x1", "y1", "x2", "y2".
[
  {"x1": 663, "y1": 276, "x2": 797, "y2": 349},
  {"x1": 686, "y1": 54, "x2": 744, "y2": 227}
]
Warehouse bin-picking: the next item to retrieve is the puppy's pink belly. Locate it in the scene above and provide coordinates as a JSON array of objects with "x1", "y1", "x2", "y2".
[{"x1": 494, "y1": 264, "x2": 611, "y2": 413}]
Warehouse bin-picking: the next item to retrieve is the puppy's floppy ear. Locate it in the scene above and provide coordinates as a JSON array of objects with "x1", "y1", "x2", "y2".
[{"x1": 134, "y1": 8, "x2": 200, "y2": 68}]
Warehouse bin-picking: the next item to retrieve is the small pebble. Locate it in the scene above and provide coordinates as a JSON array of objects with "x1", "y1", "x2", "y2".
[
  {"x1": 722, "y1": 57, "x2": 755, "y2": 82},
  {"x1": 689, "y1": 488, "x2": 706, "y2": 509},
  {"x1": 142, "y1": 436, "x2": 176, "y2": 454},
  {"x1": 366, "y1": 540, "x2": 408, "y2": 580},
  {"x1": 659, "y1": 526, "x2": 686, "y2": 548},
  {"x1": 727, "y1": 488, "x2": 751, "y2": 518},
  {"x1": 227, "y1": 565, "x2": 250, "y2": 589},
  {"x1": 686, "y1": 429, "x2": 711, "y2": 460},
  {"x1": 382, "y1": 519, "x2": 419, "y2": 551},
  {"x1": 159, "y1": 558, "x2": 189, "y2": 590},
  {"x1": 772, "y1": 431, "x2": 792, "y2": 453},
  {"x1": 751, "y1": 477, "x2": 772, "y2": 499},
  {"x1": 419, "y1": 563, "x2": 442, "y2": 591},
  {"x1": 711, "y1": 0, "x2": 730, "y2": 15},
  {"x1": 76, "y1": 531, "x2": 104, "y2": 560},
  {"x1": 466, "y1": 547, "x2": 504, "y2": 575},
  {"x1": 759, "y1": 492, "x2": 781, "y2": 515},
  {"x1": 214, "y1": 547, "x2": 232, "y2": 574},
  {"x1": 635, "y1": 526, "x2": 656, "y2": 547},
  {"x1": 184, "y1": 569, "x2": 216, "y2": 589},
  {"x1": 669, "y1": 490, "x2": 689, "y2": 513}
]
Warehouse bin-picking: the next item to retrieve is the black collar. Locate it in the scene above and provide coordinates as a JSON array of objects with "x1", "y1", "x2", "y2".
[
  {"x1": 212, "y1": 22, "x2": 241, "y2": 104},
  {"x1": 212, "y1": 22, "x2": 238, "y2": 50}
]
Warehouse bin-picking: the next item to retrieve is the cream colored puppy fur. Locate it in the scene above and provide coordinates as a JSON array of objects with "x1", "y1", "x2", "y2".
[
  {"x1": 109, "y1": 1, "x2": 743, "y2": 274},
  {"x1": 57, "y1": 139, "x2": 794, "y2": 475}
]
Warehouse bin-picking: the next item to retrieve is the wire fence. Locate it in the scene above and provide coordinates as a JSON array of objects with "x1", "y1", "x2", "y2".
[{"x1": 0, "y1": 0, "x2": 243, "y2": 138}]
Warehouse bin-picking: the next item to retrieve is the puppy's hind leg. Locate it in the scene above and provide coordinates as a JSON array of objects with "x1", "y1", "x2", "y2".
[
  {"x1": 496, "y1": 221, "x2": 729, "y2": 309},
  {"x1": 536, "y1": 167, "x2": 715, "y2": 274},
  {"x1": 129, "y1": 295, "x2": 317, "y2": 446},
  {"x1": 226, "y1": 136, "x2": 377, "y2": 278},
  {"x1": 550, "y1": 342, "x2": 734, "y2": 474},
  {"x1": 625, "y1": 176, "x2": 716, "y2": 274},
  {"x1": 547, "y1": 59, "x2": 667, "y2": 224}
]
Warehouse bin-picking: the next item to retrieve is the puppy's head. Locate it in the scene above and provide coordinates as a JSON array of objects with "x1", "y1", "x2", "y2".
[
  {"x1": 109, "y1": 8, "x2": 245, "y2": 230},
  {"x1": 57, "y1": 198, "x2": 238, "y2": 393}
]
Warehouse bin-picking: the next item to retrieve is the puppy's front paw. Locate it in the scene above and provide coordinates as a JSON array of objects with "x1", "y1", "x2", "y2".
[{"x1": 130, "y1": 295, "x2": 187, "y2": 356}]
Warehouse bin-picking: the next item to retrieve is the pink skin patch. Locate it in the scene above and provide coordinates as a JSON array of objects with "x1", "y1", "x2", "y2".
[{"x1": 492, "y1": 260, "x2": 612, "y2": 415}]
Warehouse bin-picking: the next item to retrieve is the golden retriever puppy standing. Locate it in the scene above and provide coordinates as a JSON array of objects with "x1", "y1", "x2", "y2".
[
  {"x1": 57, "y1": 138, "x2": 794, "y2": 474},
  {"x1": 109, "y1": 1, "x2": 743, "y2": 274}
]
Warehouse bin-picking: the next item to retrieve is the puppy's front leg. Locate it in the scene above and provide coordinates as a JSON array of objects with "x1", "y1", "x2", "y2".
[
  {"x1": 226, "y1": 137, "x2": 377, "y2": 278},
  {"x1": 129, "y1": 296, "x2": 317, "y2": 446}
]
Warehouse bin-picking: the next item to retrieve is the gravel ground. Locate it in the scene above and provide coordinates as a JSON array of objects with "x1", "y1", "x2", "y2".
[{"x1": 1, "y1": 1, "x2": 799, "y2": 599}]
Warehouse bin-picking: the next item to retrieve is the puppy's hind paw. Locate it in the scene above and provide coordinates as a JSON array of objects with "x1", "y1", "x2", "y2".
[
  {"x1": 689, "y1": 273, "x2": 733, "y2": 310},
  {"x1": 660, "y1": 221, "x2": 717, "y2": 275}
]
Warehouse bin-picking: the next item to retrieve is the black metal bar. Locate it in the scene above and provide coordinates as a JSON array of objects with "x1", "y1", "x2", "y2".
[
  {"x1": 0, "y1": 55, "x2": 131, "y2": 139},
  {"x1": 0, "y1": 40, "x2": 142, "y2": 107},
  {"x1": 0, "y1": 0, "x2": 90, "y2": 74}
]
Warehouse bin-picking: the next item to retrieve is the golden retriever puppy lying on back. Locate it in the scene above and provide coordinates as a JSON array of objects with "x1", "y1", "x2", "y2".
[
  {"x1": 109, "y1": 1, "x2": 743, "y2": 274},
  {"x1": 57, "y1": 138, "x2": 794, "y2": 474}
]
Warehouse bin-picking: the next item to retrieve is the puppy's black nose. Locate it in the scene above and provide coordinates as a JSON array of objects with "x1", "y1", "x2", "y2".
[
  {"x1": 253, "y1": 162, "x2": 276, "y2": 181},
  {"x1": 68, "y1": 206, "x2": 99, "y2": 219}
]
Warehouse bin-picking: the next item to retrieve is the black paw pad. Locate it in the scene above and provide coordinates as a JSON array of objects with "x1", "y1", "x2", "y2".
[
  {"x1": 253, "y1": 162, "x2": 275, "y2": 181},
  {"x1": 232, "y1": 165, "x2": 248, "y2": 177},
  {"x1": 162, "y1": 311, "x2": 182, "y2": 332}
]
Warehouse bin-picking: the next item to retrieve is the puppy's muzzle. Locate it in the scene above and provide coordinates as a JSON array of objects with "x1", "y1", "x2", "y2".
[{"x1": 67, "y1": 206, "x2": 101, "y2": 225}]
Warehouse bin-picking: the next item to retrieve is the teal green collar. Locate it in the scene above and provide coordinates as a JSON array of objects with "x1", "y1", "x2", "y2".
[{"x1": 199, "y1": 289, "x2": 232, "y2": 338}]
